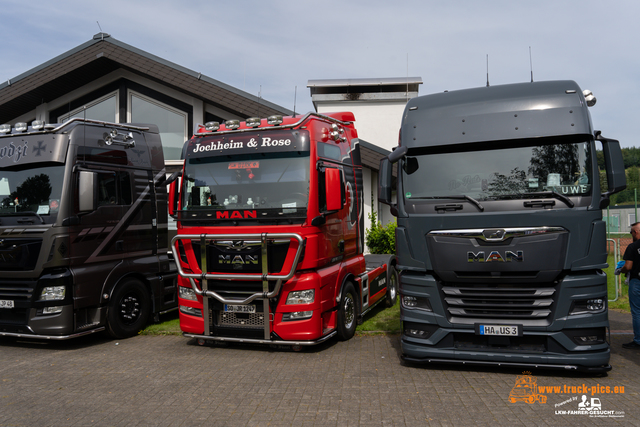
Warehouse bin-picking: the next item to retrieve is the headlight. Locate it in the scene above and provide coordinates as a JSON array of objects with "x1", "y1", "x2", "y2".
[
  {"x1": 286, "y1": 289, "x2": 315, "y2": 305},
  {"x1": 179, "y1": 286, "x2": 198, "y2": 301},
  {"x1": 39, "y1": 286, "x2": 66, "y2": 301},
  {"x1": 402, "y1": 295, "x2": 432, "y2": 311},
  {"x1": 570, "y1": 298, "x2": 606, "y2": 315}
]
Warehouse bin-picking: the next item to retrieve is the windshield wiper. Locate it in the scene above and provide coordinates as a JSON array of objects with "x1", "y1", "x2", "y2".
[
  {"x1": 1, "y1": 211, "x2": 45, "y2": 224},
  {"x1": 491, "y1": 191, "x2": 574, "y2": 208},
  {"x1": 411, "y1": 195, "x2": 484, "y2": 212}
]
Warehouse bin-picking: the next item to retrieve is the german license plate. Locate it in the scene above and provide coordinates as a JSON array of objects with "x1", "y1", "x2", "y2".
[
  {"x1": 224, "y1": 304, "x2": 255, "y2": 314},
  {"x1": 0, "y1": 300, "x2": 14, "y2": 309},
  {"x1": 478, "y1": 324, "x2": 519, "y2": 336}
]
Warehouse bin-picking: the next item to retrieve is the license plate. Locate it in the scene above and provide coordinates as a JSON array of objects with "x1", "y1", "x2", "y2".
[
  {"x1": 0, "y1": 300, "x2": 14, "y2": 309},
  {"x1": 478, "y1": 324, "x2": 519, "y2": 336},
  {"x1": 224, "y1": 304, "x2": 256, "y2": 314}
]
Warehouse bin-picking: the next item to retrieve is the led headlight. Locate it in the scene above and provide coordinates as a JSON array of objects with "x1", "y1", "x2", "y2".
[
  {"x1": 39, "y1": 286, "x2": 66, "y2": 301},
  {"x1": 402, "y1": 295, "x2": 432, "y2": 311},
  {"x1": 179, "y1": 286, "x2": 198, "y2": 301},
  {"x1": 286, "y1": 289, "x2": 315, "y2": 305}
]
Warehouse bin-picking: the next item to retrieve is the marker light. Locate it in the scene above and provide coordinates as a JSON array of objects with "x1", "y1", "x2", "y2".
[
  {"x1": 583, "y1": 89, "x2": 596, "y2": 107},
  {"x1": 267, "y1": 115, "x2": 283, "y2": 125},
  {"x1": 15, "y1": 122, "x2": 27, "y2": 132},
  {"x1": 31, "y1": 120, "x2": 45, "y2": 130},
  {"x1": 225, "y1": 120, "x2": 240, "y2": 130},
  {"x1": 245, "y1": 117, "x2": 261, "y2": 128},
  {"x1": 0, "y1": 124, "x2": 10, "y2": 134},
  {"x1": 204, "y1": 121, "x2": 220, "y2": 131}
]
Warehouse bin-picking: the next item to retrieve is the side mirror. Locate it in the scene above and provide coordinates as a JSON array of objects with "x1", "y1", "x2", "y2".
[
  {"x1": 168, "y1": 179, "x2": 179, "y2": 217},
  {"x1": 597, "y1": 134, "x2": 626, "y2": 208},
  {"x1": 325, "y1": 168, "x2": 343, "y2": 211},
  {"x1": 78, "y1": 171, "x2": 97, "y2": 212},
  {"x1": 378, "y1": 158, "x2": 393, "y2": 205}
]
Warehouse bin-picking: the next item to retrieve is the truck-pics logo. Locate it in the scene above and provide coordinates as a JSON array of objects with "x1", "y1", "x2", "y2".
[
  {"x1": 508, "y1": 372, "x2": 547, "y2": 404},
  {"x1": 467, "y1": 250, "x2": 523, "y2": 262}
]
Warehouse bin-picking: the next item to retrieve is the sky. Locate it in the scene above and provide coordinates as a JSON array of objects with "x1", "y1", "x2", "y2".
[{"x1": 1, "y1": 0, "x2": 639, "y2": 147}]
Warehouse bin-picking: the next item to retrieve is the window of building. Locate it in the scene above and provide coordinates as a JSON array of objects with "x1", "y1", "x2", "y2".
[
  {"x1": 128, "y1": 91, "x2": 187, "y2": 161},
  {"x1": 58, "y1": 92, "x2": 118, "y2": 123}
]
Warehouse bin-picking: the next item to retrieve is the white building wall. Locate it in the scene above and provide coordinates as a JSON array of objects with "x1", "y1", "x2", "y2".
[{"x1": 316, "y1": 101, "x2": 405, "y2": 152}]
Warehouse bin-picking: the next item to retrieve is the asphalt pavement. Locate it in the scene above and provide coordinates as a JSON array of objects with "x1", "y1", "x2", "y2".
[{"x1": 0, "y1": 311, "x2": 638, "y2": 426}]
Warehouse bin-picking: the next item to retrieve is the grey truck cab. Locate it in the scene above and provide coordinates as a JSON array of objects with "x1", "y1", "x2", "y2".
[
  {"x1": 379, "y1": 80, "x2": 625, "y2": 372},
  {"x1": 0, "y1": 119, "x2": 177, "y2": 340}
]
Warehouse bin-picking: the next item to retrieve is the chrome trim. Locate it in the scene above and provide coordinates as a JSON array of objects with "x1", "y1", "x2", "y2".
[
  {"x1": 184, "y1": 330, "x2": 337, "y2": 346},
  {"x1": 0, "y1": 327, "x2": 106, "y2": 340},
  {"x1": 428, "y1": 226, "x2": 566, "y2": 242}
]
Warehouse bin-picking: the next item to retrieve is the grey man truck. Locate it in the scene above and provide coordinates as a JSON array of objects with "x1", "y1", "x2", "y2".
[
  {"x1": 378, "y1": 80, "x2": 625, "y2": 372},
  {"x1": 0, "y1": 119, "x2": 177, "y2": 340}
]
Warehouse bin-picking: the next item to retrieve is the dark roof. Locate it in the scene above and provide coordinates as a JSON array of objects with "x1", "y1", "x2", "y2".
[{"x1": 0, "y1": 33, "x2": 291, "y2": 124}]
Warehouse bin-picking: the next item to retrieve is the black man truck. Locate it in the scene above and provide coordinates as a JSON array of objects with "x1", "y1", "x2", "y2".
[
  {"x1": 0, "y1": 119, "x2": 177, "y2": 340},
  {"x1": 378, "y1": 80, "x2": 625, "y2": 372}
]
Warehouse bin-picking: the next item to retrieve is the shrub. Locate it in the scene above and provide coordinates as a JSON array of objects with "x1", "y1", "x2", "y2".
[{"x1": 365, "y1": 211, "x2": 396, "y2": 254}]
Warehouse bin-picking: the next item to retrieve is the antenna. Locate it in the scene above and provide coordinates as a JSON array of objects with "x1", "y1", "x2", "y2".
[
  {"x1": 97, "y1": 21, "x2": 102, "y2": 32},
  {"x1": 293, "y1": 86, "x2": 297, "y2": 117},
  {"x1": 529, "y1": 46, "x2": 534, "y2": 82},
  {"x1": 486, "y1": 54, "x2": 490, "y2": 87}
]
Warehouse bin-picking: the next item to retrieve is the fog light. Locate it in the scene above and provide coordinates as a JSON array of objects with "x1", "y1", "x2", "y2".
[
  {"x1": 179, "y1": 286, "x2": 197, "y2": 301},
  {"x1": 43, "y1": 306, "x2": 63, "y2": 315},
  {"x1": 267, "y1": 115, "x2": 283, "y2": 125},
  {"x1": 282, "y1": 311, "x2": 313, "y2": 321},
  {"x1": 204, "y1": 121, "x2": 220, "y2": 131},
  {"x1": 245, "y1": 117, "x2": 261, "y2": 127},
  {"x1": 0, "y1": 124, "x2": 10, "y2": 134},
  {"x1": 180, "y1": 305, "x2": 202, "y2": 317},
  {"x1": 576, "y1": 335, "x2": 599, "y2": 343},
  {"x1": 225, "y1": 120, "x2": 240, "y2": 129},
  {"x1": 587, "y1": 299, "x2": 604, "y2": 311},
  {"x1": 31, "y1": 120, "x2": 45, "y2": 130},
  {"x1": 14, "y1": 122, "x2": 27, "y2": 132}
]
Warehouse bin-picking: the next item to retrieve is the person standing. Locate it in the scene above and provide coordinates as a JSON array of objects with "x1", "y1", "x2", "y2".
[{"x1": 620, "y1": 222, "x2": 640, "y2": 349}]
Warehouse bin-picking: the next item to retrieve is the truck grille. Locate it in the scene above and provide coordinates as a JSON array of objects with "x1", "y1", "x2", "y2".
[
  {"x1": 218, "y1": 311, "x2": 266, "y2": 328},
  {"x1": 442, "y1": 284, "x2": 555, "y2": 321},
  {"x1": 0, "y1": 278, "x2": 37, "y2": 325}
]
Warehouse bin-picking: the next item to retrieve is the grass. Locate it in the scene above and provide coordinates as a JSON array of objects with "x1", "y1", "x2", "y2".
[{"x1": 143, "y1": 260, "x2": 629, "y2": 335}]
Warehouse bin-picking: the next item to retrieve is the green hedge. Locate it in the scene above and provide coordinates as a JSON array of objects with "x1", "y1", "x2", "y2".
[{"x1": 365, "y1": 211, "x2": 396, "y2": 254}]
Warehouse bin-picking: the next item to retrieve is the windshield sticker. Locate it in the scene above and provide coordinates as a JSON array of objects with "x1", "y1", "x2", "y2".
[
  {"x1": 37, "y1": 205, "x2": 49, "y2": 215},
  {"x1": 283, "y1": 202, "x2": 297, "y2": 213},
  {"x1": 528, "y1": 178, "x2": 539, "y2": 188},
  {"x1": 229, "y1": 161, "x2": 259, "y2": 169},
  {"x1": 405, "y1": 192, "x2": 412, "y2": 199}
]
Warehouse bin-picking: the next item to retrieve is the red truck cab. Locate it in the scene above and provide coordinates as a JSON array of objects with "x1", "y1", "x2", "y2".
[{"x1": 170, "y1": 112, "x2": 396, "y2": 347}]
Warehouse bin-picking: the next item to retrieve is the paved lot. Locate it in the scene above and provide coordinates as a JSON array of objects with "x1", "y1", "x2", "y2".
[{"x1": 1, "y1": 311, "x2": 638, "y2": 426}]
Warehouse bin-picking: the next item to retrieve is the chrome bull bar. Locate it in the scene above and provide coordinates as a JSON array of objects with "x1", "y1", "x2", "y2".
[{"x1": 171, "y1": 233, "x2": 304, "y2": 339}]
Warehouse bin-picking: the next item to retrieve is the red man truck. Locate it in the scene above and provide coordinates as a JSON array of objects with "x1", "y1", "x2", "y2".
[{"x1": 169, "y1": 112, "x2": 397, "y2": 347}]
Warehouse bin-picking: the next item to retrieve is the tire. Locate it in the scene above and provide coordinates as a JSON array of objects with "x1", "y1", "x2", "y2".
[
  {"x1": 337, "y1": 282, "x2": 358, "y2": 341},
  {"x1": 107, "y1": 278, "x2": 151, "y2": 339},
  {"x1": 385, "y1": 265, "x2": 398, "y2": 307}
]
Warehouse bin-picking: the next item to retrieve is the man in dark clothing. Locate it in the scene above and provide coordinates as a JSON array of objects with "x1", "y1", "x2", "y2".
[{"x1": 621, "y1": 222, "x2": 640, "y2": 349}]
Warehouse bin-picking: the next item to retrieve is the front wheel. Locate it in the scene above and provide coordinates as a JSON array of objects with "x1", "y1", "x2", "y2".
[
  {"x1": 107, "y1": 278, "x2": 151, "y2": 339},
  {"x1": 385, "y1": 265, "x2": 398, "y2": 307},
  {"x1": 337, "y1": 282, "x2": 358, "y2": 341}
]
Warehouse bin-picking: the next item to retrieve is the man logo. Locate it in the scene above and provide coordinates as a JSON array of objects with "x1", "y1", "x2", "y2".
[{"x1": 468, "y1": 250, "x2": 524, "y2": 262}]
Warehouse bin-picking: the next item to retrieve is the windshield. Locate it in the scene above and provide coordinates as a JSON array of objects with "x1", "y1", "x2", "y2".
[
  {"x1": 182, "y1": 152, "x2": 310, "y2": 219},
  {"x1": 0, "y1": 164, "x2": 65, "y2": 219},
  {"x1": 402, "y1": 142, "x2": 592, "y2": 201}
]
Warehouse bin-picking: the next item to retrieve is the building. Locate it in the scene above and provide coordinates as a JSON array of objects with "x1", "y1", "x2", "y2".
[{"x1": 0, "y1": 33, "x2": 291, "y2": 174}]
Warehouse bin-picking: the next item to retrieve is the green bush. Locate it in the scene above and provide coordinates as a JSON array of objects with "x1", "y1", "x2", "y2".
[{"x1": 365, "y1": 211, "x2": 396, "y2": 254}]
